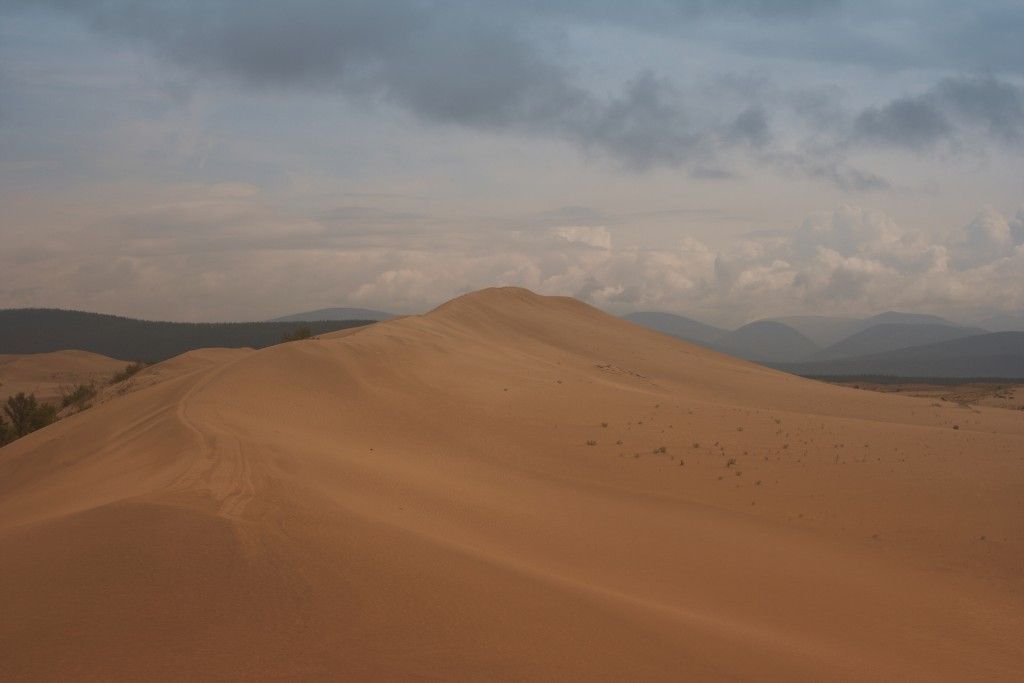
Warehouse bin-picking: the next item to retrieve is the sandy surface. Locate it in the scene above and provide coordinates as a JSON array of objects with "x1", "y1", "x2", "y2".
[
  {"x1": 0, "y1": 350, "x2": 126, "y2": 406},
  {"x1": 832, "y1": 380, "x2": 1024, "y2": 412},
  {"x1": 1, "y1": 288, "x2": 1021, "y2": 680}
]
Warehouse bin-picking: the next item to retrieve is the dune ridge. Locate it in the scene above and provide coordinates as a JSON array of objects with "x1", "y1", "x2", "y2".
[{"x1": 1, "y1": 287, "x2": 1022, "y2": 680}]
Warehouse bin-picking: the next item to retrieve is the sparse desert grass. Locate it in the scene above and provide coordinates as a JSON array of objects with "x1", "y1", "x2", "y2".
[
  {"x1": 60, "y1": 382, "x2": 98, "y2": 411},
  {"x1": 110, "y1": 362, "x2": 146, "y2": 384}
]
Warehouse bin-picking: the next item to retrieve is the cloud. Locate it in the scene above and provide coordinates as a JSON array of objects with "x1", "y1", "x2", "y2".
[
  {"x1": 2, "y1": 178, "x2": 1021, "y2": 323},
  {"x1": 17, "y1": 0, "x2": 1019, "y2": 185},
  {"x1": 696, "y1": 205, "x2": 1024, "y2": 320},
  {"x1": 853, "y1": 76, "x2": 1024, "y2": 151},
  {"x1": 764, "y1": 152, "x2": 891, "y2": 192},
  {"x1": 936, "y1": 76, "x2": 1024, "y2": 144},
  {"x1": 551, "y1": 226, "x2": 612, "y2": 250},
  {"x1": 854, "y1": 98, "x2": 952, "y2": 151},
  {"x1": 955, "y1": 207, "x2": 1023, "y2": 268},
  {"x1": 14, "y1": 1, "x2": 734, "y2": 172}
]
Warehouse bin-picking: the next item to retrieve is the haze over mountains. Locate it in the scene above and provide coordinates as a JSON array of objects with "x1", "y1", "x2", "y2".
[
  {"x1": 774, "y1": 332, "x2": 1024, "y2": 380},
  {"x1": 713, "y1": 321, "x2": 819, "y2": 364},
  {"x1": 809, "y1": 323, "x2": 987, "y2": 362},
  {"x1": 2, "y1": 288, "x2": 1021, "y2": 680},
  {"x1": 979, "y1": 312, "x2": 1024, "y2": 333},
  {"x1": 621, "y1": 312, "x2": 725, "y2": 346},
  {"x1": 626, "y1": 309, "x2": 1024, "y2": 378}
]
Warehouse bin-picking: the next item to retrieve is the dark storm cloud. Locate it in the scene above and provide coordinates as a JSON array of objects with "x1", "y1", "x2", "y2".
[
  {"x1": 15, "y1": 0, "x2": 769, "y2": 171},
  {"x1": 854, "y1": 99, "x2": 953, "y2": 151},
  {"x1": 854, "y1": 77, "x2": 1024, "y2": 150},
  {"x1": 936, "y1": 77, "x2": 1024, "y2": 144},
  {"x1": 725, "y1": 107, "x2": 771, "y2": 148},
  {"x1": 9, "y1": 0, "x2": 1024, "y2": 181}
]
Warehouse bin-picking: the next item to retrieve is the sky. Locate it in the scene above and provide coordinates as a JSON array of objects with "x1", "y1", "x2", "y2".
[{"x1": 1, "y1": 1, "x2": 1022, "y2": 326}]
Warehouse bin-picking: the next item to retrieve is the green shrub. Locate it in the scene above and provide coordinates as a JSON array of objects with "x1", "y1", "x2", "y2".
[
  {"x1": 4, "y1": 392, "x2": 57, "y2": 438},
  {"x1": 61, "y1": 382, "x2": 97, "y2": 411},
  {"x1": 110, "y1": 362, "x2": 146, "y2": 385},
  {"x1": 31, "y1": 402, "x2": 57, "y2": 431}
]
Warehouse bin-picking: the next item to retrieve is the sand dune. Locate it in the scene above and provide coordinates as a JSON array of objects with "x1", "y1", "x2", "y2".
[
  {"x1": 0, "y1": 350, "x2": 126, "y2": 405},
  {"x1": 1, "y1": 287, "x2": 1021, "y2": 680}
]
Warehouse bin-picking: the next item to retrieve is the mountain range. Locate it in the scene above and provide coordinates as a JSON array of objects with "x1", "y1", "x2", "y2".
[
  {"x1": 2, "y1": 304, "x2": 1020, "y2": 379},
  {"x1": 625, "y1": 309, "x2": 1024, "y2": 378}
]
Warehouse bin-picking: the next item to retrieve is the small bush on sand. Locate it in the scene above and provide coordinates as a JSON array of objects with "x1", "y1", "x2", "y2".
[
  {"x1": 110, "y1": 362, "x2": 146, "y2": 385},
  {"x1": 61, "y1": 383, "x2": 97, "y2": 411},
  {"x1": 4, "y1": 392, "x2": 57, "y2": 439}
]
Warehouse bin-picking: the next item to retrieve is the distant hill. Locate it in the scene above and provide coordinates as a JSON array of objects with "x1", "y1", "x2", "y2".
[
  {"x1": 269, "y1": 307, "x2": 394, "y2": 322},
  {"x1": 712, "y1": 320, "x2": 819, "y2": 363},
  {"x1": 765, "y1": 315, "x2": 864, "y2": 347},
  {"x1": 862, "y1": 311, "x2": 956, "y2": 326},
  {"x1": 761, "y1": 313, "x2": 966, "y2": 350},
  {"x1": 774, "y1": 332, "x2": 1024, "y2": 379},
  {"x1": 622, "y1": 312, "x2": 725, "y2": 345},
  {"x1": 0, "y1": 309, "x2": 375, "y2": 362},
  {"x1": 810, "y1": 322, "x2": 987, "y2": 361},
  {"x1": 977, "y1": 312, "x2": 1024, "y2": 332}
]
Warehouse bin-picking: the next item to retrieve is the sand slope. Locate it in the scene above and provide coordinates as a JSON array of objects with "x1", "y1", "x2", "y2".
[
  {"x1": 0, "y1": 350, "x2": 126, "y2": 405},
  {"x1": 1, "y1": 288, "x2": 1021, "y2": 681}
]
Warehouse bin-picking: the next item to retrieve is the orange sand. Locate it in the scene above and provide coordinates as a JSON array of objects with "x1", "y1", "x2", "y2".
[
  {"x1": 0, "y1": 350, "x2": 126, "y2": 406},
  {"x1": 1, "y1": 288, "x2": 1021, "y2": 680}
]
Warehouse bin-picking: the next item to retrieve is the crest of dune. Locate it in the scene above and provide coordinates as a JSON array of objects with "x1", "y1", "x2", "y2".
[{"x1": 1, "y1": 287, "x2": 1022, "y2": 680}]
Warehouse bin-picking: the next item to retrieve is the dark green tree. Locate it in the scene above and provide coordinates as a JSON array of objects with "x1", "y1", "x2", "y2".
[
  {"x1": 31, "y1": 402, "x2": 58, "y2": 431},
  {"x1": 281, "y1": 325, "x2": 312, "y2": 343},
  {"x1": 5, "y1": 392, "x2": 38, "y2": 437},
  {"x1": 4, "y1": 392, "x2": 57, "y2": 438},
  {"x1": 0, "y1": 413, "x2": 11, "y2": 446}
]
